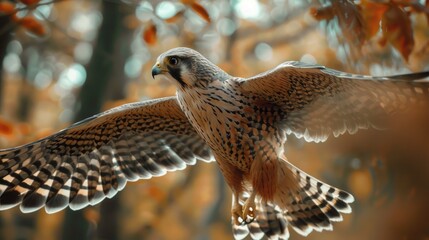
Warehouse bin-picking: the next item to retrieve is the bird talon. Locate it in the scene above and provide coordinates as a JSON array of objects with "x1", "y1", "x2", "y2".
[
  {"x1": 231, "y1": 199, "x2": 244, "y2": 225},
  {"x1": 241, "y1": 201, "x2": 256, "y2": 224},
  {"x1": 234, "y1": 211, "x2": 254, "y2": 225},
  {"x1": 231, "y1": 193, "x2": 257, "y2": 225},
  {"x1": 241, "y1": 215, "x2": 255, "y2": 225}
]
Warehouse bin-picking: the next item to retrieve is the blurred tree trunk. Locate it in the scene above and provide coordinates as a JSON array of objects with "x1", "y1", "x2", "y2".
[
  {"x1": 62, "y1": 1, "x2": 130, "y2": 240},
  {"x1": 72, "y1": 1, "x2": 122, "y2": 122},
  {"x1": 96, "y1": 3, "x2": 133, "y2": 240}
]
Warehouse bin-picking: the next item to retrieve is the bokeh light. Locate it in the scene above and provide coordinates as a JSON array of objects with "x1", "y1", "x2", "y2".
[{"x1": 57, "y1": 63, "x2": 86, "y2": 89}]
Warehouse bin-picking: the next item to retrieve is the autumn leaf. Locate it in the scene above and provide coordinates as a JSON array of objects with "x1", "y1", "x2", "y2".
[
  {"x1": 309, "y1": 6, "x2": 335, "y2": 21},
  {"x1": 381, "y1": 5, "x2": 414, "y2": 61},
  {"x1": 0, "y1": 2, "x2": 17, "y2": 20},
  {"x1": 143, "y1": 22, "x2": 157, "y2": 45},
  {"x1": 359, "y1": 0, "x2": 388, "y2": 39},
  {"x1": 0, "y1": 118, "x2": 14, "y2": 137},
  {"x1": 19, "y1": 16, "x2": 46, "y2": 36},
  {"x1": 180, "y1": 0, "x2": 195, "y2": 5},
  {"x1": 189, "y1": 2, "x2": 210, "y2": 23},
  {"x1": 332, "y1": 0, "x2": 366, "y2": 46},
  {"x1": 0, "y1": 2, "x2": 15, "y2": 14},
  {"x1": 378, "y1": 36, "x2": 388, "y2": 47},
  {"x1": 165, "y1": 10, "x2": 184, "y2": 23},
  {"x1": 310, "y1": 1, "x2": 366, "y2": 46},
  {"x1": 19, "y1": 0, "x2": 41, "y2": 5}
]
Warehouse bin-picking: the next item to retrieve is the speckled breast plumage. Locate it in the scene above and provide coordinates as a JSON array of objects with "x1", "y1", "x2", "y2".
[{"x1": 177, "y1": 79, "x2": 286, "y2": 173}]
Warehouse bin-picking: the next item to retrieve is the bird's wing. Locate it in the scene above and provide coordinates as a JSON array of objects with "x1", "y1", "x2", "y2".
[
  {"x1": 239, "y1": 61, "x2": 429, "y2": 143},
  {"x1": 0, "y1": 96, "x2": 213, "y2": 213}
]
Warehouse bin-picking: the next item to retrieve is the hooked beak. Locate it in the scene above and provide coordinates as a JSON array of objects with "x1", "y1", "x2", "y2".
[{"x1": 151, "y1": 63, "x2": 162, "y2": 79}]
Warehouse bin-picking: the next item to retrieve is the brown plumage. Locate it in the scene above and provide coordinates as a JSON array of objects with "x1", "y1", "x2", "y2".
[{"x1": 1, "y1": 47, "x2": 429, "y2": 239}]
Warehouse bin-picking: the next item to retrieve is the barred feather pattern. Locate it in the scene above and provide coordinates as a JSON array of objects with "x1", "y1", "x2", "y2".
[
  {"x1": 0, "y1": 97, "x2": 213, "y2": 213},
  {"x1": 232, "y1": 160, "x2": 353, "y2": 240},
  {"x1": 232, "y1": 192, "x2": 290, "y2": 240},
  {"x1": 283, "y1": 161, "x2": 353, "y2": 236},
  {"x1": 242, "y1": 61, "x2": 429, "y2": 143}
]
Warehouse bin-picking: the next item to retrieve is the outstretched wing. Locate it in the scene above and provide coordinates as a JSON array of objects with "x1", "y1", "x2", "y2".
[
  {"x1": 0, "y1": 96, "x2": 213, "y2": 213},
  {"x1": 240, "y1": 61, "x2": 429, "y2": 142}
]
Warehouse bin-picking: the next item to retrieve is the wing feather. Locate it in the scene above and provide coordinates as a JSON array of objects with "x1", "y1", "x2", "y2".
[
  {"x1": 240, "y1": 61, "x2": 429, "y2": 142},
  {"x1": 0, "y1": 96, "x2": 213, "y2": 213}
]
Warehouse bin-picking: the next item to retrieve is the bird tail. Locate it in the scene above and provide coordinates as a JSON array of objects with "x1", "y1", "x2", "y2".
[
  {"x1": 274, "y1": 157, "x2": 354, "y2": 236},
  {"x1": 232, "y1": 157, "x2": 354, "y2": 240}
]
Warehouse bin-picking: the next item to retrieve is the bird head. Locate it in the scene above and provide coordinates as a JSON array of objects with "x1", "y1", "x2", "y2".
[{"x1": 152, "y1": 47, "x2": 231, "y2": 88}]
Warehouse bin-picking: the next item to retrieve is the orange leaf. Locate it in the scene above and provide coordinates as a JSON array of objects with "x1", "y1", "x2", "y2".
[
  {"x1": 381, "y1": 5, "x2": 414, "y2": 61},
  {"x1": 0, "y1": 118, "x2": 14, "y2": 137},
  {"x1": 164, "y1": 10, "x2": 184, "y2": 23},
  {"x1": 332, "y1": 0, "x2": 366, "y2": 46},
  {"x1": 19, "y1": 0, "x2": 40, "y2": 5},
  {"x1": 359, "y1": 0, "x2": 388, "y2": 39},
  {"x1": 19, "y1": 16, "x2": 46, "y2": 36},
  {"x1": 0, "y1": 2, "x2": 16, "y2": 20},
  {"x1": 180, "y1": 0, "x2": 195, "y2": 5},
  {"x1": 378, "y1": 36, "x2": 387, "y2": 47},
  {"x1": 309, "y1": 6, "x2": 335, "y2": 21},
  {"x1": 311, "y1": 2, "x2": 366, "y2": 46},
  {"x1": 190, "y1": 2, "x2": 210, "y2": 23},
  {"x1": 143, "y1": 22, "x2": 157, "y2": 45},
  {"x1": 0, "y1": 2, "x2": 15, "y2": 14}
]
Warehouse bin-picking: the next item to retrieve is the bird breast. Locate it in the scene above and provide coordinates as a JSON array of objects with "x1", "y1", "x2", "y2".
[
  {"x1": 176, "y1": 82, "x2": 284, "y2": 171},
  {"x1": 177, "y1": 86, "x2": 242, "y2": 148}
]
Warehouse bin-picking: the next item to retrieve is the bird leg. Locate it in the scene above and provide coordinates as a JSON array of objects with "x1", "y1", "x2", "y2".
[
  {"x1": 242, "y1": 191, "x2": 256, "y2": 224},
  {"x1": 231, "y1": 191, "x2": 257, "y2": 225},
  {"x1": 231, "y1": 192, "x2": 243, "y2": 225}
]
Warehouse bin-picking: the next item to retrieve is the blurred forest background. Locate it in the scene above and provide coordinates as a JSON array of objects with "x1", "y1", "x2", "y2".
[{"x1": 0, "y1": 0, "x2": 428, "y2": 239}]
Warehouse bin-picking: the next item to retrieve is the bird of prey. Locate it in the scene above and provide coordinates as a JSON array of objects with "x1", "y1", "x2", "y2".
[{"x1": 0, "y1": 47, "x2": 428, "y2": 239}]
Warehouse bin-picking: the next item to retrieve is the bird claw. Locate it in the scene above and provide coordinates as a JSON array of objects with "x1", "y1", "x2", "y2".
[
  {"x1": 232, "y1": 192, "x2": 257, "y2": 225},
  {"x1": 232, "y1": 204, "x2": 243, "y2": 225},
  {"x1": 241, "y1": 200, "x2": 256, "y2": 224}
]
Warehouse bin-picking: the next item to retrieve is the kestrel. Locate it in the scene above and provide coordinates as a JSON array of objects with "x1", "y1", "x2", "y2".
[{"x1": 0, "y1": 47, "x2": 428, "y2": 239}]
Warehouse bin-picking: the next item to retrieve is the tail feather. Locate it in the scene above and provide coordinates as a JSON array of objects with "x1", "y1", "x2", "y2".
[
  {"x1": 280, "y1": 159, "x2": 354, "y2": 235},
  {"x1": 232, "y1": 158, "x2": 354, "y2": 240},
  {"x1": 294, "y1": 168, "x2": 354, "y2": 204},
  {"x1": 254, "y1": 201, "x2": 289, "y2": 239},
  {"x1": 287, "y1": 191, "x2": 333, "y2": 235}
]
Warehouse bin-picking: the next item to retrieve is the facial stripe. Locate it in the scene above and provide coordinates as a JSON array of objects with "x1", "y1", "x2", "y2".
[{"x1": 167, "y1": 65, "x2": 186, "y2": 87}]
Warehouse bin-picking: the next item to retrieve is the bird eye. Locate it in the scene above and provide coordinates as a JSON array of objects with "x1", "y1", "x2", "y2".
[{"x1": 169, "y1": 57, "x2": 179, "y2": 66}]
